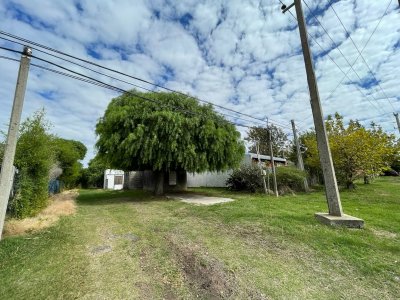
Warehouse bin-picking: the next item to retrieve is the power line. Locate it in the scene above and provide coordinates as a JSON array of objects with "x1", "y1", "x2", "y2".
[
  {"x1": 278, "y1": 0, "x2": 387, "y2": 115},
  {"x1": 329, "y1": 1, "x2": 395, "y2": 111},
  {"x1": 0, "y1": 30, "x2": 291, "y2": 130},
  {"x1": 302, "y1": 0, "x2": 390, "y2": 115},
  {"x1": 0, "y1": 36, "x2": 269, "y2": 128},
  {"x1": 30, "y1": 54, "x2": 269, "y2": 128},
  {"x1": 325, "y1": 0, "x2": 395, "y2": 108},
  {"x1": 0, "y1": 53, "x2": 262, "y2": 130}
]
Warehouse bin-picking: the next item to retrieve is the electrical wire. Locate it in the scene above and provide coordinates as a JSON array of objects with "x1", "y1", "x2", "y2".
[
  {"x1": 326, "y1": 0, "x2": 395, "y2": 109},
  {"x1": 0, "y1": 36, "x2": 269, "y2": 127},
  {"x1": 302, "y1": 0, "x2": 390, "y2": 115},
  {"x1": 278, "y1": 0, "x2": 387, "y2": 115},
  {"x1": 0, "y1": 30, "x2": 292, "y2": 130},
  {"x1": 0, "y1": 53, "x2": 263, "y2": 130}
]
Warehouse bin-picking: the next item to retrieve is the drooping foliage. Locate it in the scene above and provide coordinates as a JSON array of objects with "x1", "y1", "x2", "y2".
[
  {"x1": 245, "y1": 124, "x2": 290, "y2": 157},
  {"x1": 96, "y1": 91, "x2": 245, "y2": 173},
  {"x1": 300, "y1": 113, "x2": 399, "y2": 188}
]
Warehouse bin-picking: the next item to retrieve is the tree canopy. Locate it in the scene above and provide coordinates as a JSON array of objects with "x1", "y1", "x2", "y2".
[
  {"x1": 95, "y1": 91, "x2": 245, "y2": 173},
  {"x1": 300, "y1": 113, "x2": 398, "y2": 188},
  {"x1": 53, "y1": 138, "x2": 87, "y2": 188},
  {"x1": 245, "y1": 124, "x2": 289, "y2": 157},
  {"x1": 80, "y1": 154, "x2": 109, "y2": 188}
]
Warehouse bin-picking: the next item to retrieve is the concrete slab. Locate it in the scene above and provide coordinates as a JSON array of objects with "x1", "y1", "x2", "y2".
[
  {"x1": 315, "y1": 213, "x2": 364, "y2": 228},
  {"x1": 166, "y1": 194, "x2": 234, "y2": 206}
]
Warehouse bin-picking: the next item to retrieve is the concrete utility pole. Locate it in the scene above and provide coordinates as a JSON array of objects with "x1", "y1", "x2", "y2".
[
  {"x1": 256, "y1": 142, "x2": 268, "y2": 195},
  {"x1": 0, "y1": 46, "x2": 32, "y2": 240},
  {"x1": 268, "y1": 129, "x2": 279, "y2": 197},
  {"x1": 291, "y1": 120, "x2": 309, "y2": 192},
  {"x1": 394, "y1": 113, "x2": 400, "y2": 135},
  {"x1": 282, "y1": 1, "x2": 363, "y2": 227}
]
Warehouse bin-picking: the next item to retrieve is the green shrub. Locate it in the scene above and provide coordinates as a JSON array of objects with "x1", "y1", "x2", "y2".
[
  {"x1": 226, "y1": 164, "x2": 307, "y2": 194},
  {"x1": 275, "y1": 166, "x2": 307, "y2": 193},
  {"x1": 226, "y1": 164, "x2": 264, "y2": 192},
  {"x1": 7, "y1": 111, "x2": 54, "y2": 218}
]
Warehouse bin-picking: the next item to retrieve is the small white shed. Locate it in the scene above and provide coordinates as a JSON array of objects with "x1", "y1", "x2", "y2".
[{"x1": 104, "y1": 169, "x2": 125, "y2": 190}]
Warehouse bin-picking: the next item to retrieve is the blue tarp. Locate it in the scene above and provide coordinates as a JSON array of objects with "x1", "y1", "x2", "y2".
[{"x1": 48, "y1": 179, "x2": 61, "y2": 194}]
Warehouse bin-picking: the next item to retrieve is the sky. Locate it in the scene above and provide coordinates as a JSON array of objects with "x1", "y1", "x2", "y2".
[{"x1": 0, "y1": 0, "x2": 399, "y2": 165}]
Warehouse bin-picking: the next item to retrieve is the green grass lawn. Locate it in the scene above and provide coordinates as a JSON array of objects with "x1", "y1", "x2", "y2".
[{"x1": 0, "y1": 177, "x2": 399, "y2": 299}]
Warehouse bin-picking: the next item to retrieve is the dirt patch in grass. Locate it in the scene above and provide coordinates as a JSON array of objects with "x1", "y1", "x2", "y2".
[
  {"x1": 3, "y1": 190, "x2": 78, "y2": 237},
  {"x1": 167, "y1": 234, "x2": 236, "y2": 299}
]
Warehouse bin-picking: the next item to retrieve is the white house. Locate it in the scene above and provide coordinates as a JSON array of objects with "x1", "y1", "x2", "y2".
[
  {"x1": 104, "y1": 169, "x2": 125, "y2": 190},
  {"x1": 103, "y1": 153, "x2": 287, "y2": 190},
  {"x1": 187, "y1": 171, "x2": 232, "y2": 188},
  {"x1": 187, "y1": 153, "x2": 287, "y2": 188}
]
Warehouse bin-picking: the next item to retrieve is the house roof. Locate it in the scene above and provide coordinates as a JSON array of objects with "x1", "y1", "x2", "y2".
[{"x1": 246, "y1": 153, "x2": 286, "y2": 163}]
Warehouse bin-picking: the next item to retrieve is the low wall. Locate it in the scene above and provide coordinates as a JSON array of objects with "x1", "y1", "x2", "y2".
[{"x1": 187, "y1": 171, "x2": 232, "y2": 188}]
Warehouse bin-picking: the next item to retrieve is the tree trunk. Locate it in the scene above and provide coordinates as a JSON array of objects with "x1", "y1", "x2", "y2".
[
  {"x1": 346, "y1": 181, "x2": 355, "y2": 190},
  {"x1": 154, "y1": 171, "x2": 164, "y2": 195},
  {"x1": 176, "y1": 170, "x2": 187, "y2": 191}
]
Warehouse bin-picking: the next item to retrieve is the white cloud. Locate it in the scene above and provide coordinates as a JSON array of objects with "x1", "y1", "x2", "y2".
[{"x1": 0, "y1": 0, "x2": 398, "y2": 166}]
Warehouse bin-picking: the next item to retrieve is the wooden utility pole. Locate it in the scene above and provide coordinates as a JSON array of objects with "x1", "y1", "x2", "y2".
[
  {"x1": 268, "y1": 129, "x2": 278, "y2": 197},
  {"x1": 394, "y1": 113, "x2": 400, "y2": 135},
  {"x1": 282, "y1": 1, "x2": 363, "y2": 227},
  {"x1": 291, "y1": 120, "x2": 309, "y2": 192},
  {"x1": 0, "y1": 46, "x2": 31, "y2": 240}
]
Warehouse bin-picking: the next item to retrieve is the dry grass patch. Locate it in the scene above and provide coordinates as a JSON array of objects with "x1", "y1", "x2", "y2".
[{"x1": 3, "y1": 190, "x2": 78, "y2": 236}]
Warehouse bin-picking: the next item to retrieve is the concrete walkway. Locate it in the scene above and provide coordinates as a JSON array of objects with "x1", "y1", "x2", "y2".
[{"x1": 166, "y1": 193, "x2": 234, "y2": 205}]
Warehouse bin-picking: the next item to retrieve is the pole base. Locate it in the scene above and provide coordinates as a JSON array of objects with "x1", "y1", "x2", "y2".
[{"x1": 315, "y1": 213, "x2": 364, "y2": 228}]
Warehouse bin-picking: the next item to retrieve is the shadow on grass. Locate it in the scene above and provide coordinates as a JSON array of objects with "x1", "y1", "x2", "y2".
[{"x1": 77, "y1": 189, "x2": 169, "y2": 206}]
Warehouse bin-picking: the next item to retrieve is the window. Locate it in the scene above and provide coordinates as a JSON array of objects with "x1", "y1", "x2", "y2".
[{"x1": 114, "y1": 175, "x2": 123, "y2": 185}]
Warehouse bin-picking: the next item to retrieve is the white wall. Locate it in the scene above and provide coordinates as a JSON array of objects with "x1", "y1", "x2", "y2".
[
  {"x1": 186, "y1": 153, "x2": 287, "y2": 188},
  {"x1": 187, "y1": 171, "x2": 232, "y2": 188},
  {"x1": 104, "y1": 169, "x2": 125, "y2": 190}
]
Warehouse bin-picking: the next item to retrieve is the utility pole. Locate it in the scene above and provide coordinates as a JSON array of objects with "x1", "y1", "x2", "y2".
[
  {"x1": 256, "y1": 142, "x2": 268, "y2": 194},
  {"x1": 282, "y1": 1, "x2": 363, "y2": 227},
  {"x1": 0, "y1": 46, "x2": 32, "y2": 240},
  {"x1": 268, "y1": 129, "x2": 278, "y2": 197},
  {"x1": 394, "y1": 113, "x2": 400, "y2": 135},
  {"x1": 291, "y1": 120, "x2": 309, "y2": 192}
]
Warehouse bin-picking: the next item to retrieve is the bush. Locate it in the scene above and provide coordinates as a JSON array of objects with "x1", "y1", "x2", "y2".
[
  {"x1": 7, "y1": 111, "x2": 54, "y2": 218},
  {"x1": 275, "y1": 166, "x2": 307, "y2": 192},
  {"x1": 226, "y1": 164, "x2": 307, "y2": 194},
  {"x1": 226, "y1": 164, "x2": 264, "y2": 192}
]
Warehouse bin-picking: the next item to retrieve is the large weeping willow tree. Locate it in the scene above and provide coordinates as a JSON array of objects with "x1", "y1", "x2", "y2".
[{"x1": 95, "y1": 91, "x2": 245, "y2": 194}]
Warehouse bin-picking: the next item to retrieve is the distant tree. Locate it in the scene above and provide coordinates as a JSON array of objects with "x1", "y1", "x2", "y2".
[
  {"x1": 81, "y1": 154, "x2": 108, "y2": 188},
  {"x1": 245, "y1": 124, "x2": 290, "y2": 157},
  {"x1": 53, "y1": 138, "x2": 87, "y2": 188},
  {"x1": 301, "y1": 113, "x2": 398, "y2": 189},
  {"x1": 96, "y1": 91, "x2": 245, "y2": 194}
]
